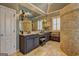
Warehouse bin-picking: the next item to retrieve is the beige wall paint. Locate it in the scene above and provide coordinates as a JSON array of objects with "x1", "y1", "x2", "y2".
[
  {"x1": 0, "y1": 3, "x2": 19, "y2": 10},
  {"x1": 60, "y1": 4, "x2": 79, "y2": 55}
]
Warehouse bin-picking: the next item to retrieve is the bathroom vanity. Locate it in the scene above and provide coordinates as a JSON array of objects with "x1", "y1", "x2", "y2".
[
  {"x1": 19, "y1": 32, "x2": 39, "y2": 54},
  {"x1": 19, "y1": 31, "x2": 51, "y2": 54}
]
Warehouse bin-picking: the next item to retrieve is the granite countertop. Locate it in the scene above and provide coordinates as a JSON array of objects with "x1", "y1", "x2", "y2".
[
  {"x1": 19, "y1": 31, "x2": 52, "y2": 36},
  {"x1": 19, "y1": 31, "x2": 39, "y2": 36}
]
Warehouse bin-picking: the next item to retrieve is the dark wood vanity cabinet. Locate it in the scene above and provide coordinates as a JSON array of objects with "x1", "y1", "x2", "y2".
[
  {"x1": 51, "y1": 32, "x2": 60, "y2": 42},
  {"x1": 19, "y1": 34, "x2": 39, "y2": 54},
  {"x1": 26, "y1": 37, "x2": 33, "y2": 53},
  {"x1": 19, "y1": 32, "x2": 51, "y2": 54},
  {"x1": 33, "y1": 37, "x2": 39, "y2": 48}
]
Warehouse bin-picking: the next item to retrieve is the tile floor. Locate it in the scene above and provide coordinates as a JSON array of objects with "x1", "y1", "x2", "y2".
[{"x1": 14, "y1": 41, "x2": 66, "y2": 56}]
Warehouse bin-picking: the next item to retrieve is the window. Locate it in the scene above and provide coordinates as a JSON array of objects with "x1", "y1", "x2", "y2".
[
  {"x1": 37, "y1": 20, "x2": 43, "y2": 31},
  {"x1": 52, "y1": 16, "x2": 60, "y2": 31}
]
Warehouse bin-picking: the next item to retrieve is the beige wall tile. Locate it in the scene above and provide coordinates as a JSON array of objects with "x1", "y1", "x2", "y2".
[{"x1": 60, "y1": 4, "x2": 79, "y2": 56}]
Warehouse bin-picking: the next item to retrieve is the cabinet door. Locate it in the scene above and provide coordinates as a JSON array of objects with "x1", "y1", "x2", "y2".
[
  {"x1": 0, "y1": 5, "x2": 6, "y2": 54},
  {"x1": 26, "y1": 37, "x2": 33, "y2": 52},
  {"x1": 33, "y1": 37, "x2": 39, "y2": 48}
]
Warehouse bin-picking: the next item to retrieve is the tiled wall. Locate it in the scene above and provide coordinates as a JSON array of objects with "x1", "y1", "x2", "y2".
[{"x1": 60, "y1": 4, "x2": 79, "y2": 55}]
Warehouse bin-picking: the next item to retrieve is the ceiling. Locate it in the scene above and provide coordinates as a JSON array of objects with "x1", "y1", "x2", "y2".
[
  {"x1": 32, "y1": 3, "x2": 48, "y2": 13},
  {"x1": 48, "y1": 3, "x2": 69, "y2": 13},
  {"x1": 32, "y1": 3, "x2": 69, "y2": 14},
  {"x1": 21, "y1": 3, "x2": 69, "y2": 19}
]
